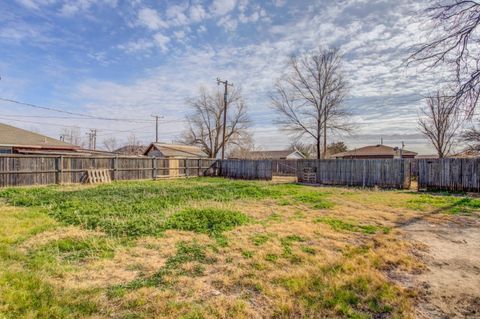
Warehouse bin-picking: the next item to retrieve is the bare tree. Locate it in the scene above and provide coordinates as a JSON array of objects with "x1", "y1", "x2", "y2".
[
  {"x1": 418, "y1": 91, "x2": 462, "y2": 158},
  {"x1": 271, "y1": 47, "x2": 351, "y2": 159},
  {"x1": 227, "y1": 135, "x2": 258, "y2": 159},
  {"x1": 327, "y1": 141, "x2": 348, "y2": 157},
  {"x1": 409, "y1": 1, "x2": 480, "y2": 115},
  {"x1": 460, "y1": 121, "x2": 480, "y2": 150},
  {"x1": 102, "y1": 137, "x2": 118, "y2": 151},
  {"x1": 289, "y1": 141, "x2": 315, "y2": 159},
  {"x1": 181, "y1": 87, "x2": 250, "y2": 158},
  {"x1": 60, "y1": 127, "x2": 84, "y2": 147}
]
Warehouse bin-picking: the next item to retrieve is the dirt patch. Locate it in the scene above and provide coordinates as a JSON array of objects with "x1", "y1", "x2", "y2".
[{"x1": 402, "y1": 217, "x2": 480, "y2": 318}]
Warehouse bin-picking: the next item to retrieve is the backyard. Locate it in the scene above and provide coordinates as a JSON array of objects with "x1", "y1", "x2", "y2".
[{"x1": 0, "y1": 177, "x2": 478, "y2": 318}]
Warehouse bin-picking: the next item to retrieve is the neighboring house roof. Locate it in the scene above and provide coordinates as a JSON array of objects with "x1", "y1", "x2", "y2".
[
  {"x1": 248, "y1": 150, "x2": 306, "y2": 159},
  {"x1": 0, "y1": 122, "x2": 78, "y2": 150},
  {"x1": 331, "y1": 145, "x2": 417, "y2": 158},
  {"x1": 114, "y1": 145, "x2": 147, "y2": 156},
  {"x1": 451, "y1": 149, "x2": 480, "y2": 158},
  {"x1": 144, "y1": 143, "x2": 208, "y2": 158}
]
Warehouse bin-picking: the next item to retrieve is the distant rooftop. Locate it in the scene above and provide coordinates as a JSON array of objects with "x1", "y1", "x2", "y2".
[{"x1": 0, "y1": 122, "x2": 78, "y2": 150}]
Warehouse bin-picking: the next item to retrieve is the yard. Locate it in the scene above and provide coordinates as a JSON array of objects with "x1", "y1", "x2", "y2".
[{"x1": 0, "y1": 178, "x2": 478, "y2": 318}]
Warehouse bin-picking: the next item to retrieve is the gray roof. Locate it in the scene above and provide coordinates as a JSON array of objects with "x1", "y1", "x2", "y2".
[
  {"x1": 145, "y1": 143, "x2": 208, "y2": 158},
  {"x1": 332, "y1": 145, "x2": 417, "y2": 158},
  {"x1": 0, "y1": 122, "x2": 78, "y2": 149}
]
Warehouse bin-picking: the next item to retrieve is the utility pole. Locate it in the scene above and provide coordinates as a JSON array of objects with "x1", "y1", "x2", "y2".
[
  {"x1": 217, "y1": 78, "x2": 233, "y2": 160},
  {"x1": 86, "y1": 129, "x2": 97, "y2": 150},
  {"x1": 151, "y1": 115, "x2": 163, "y2": 143}
]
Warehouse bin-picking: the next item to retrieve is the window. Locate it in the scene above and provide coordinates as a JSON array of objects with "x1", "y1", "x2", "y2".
[{"x1": 0, "y1": 148, "x2": 12, "y2": 154}]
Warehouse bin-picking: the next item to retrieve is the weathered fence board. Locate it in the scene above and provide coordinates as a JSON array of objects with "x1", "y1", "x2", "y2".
[
  {"x1": 297, "y1": 159, "x2": 411, "y2": 189},
  {"x1": 217, "y1": 160, "x2": 272, "y2": 180},
  {"x1": 0, "y1": 155, "x2": 216, "y2": 187},
  {"x1": 418, "y1": 158, "x2": 480, "y2": 192},
  {"x1": 271, "y1": 159, "x2": 297, "y2": 176}
]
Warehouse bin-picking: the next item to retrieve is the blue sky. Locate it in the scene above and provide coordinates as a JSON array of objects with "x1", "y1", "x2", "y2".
[{"x1": 0, "y1": 0, "x2": 444, "y2": 153}]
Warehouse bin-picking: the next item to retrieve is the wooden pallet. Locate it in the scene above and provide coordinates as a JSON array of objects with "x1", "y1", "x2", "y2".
[{"x1": 86, "y1": 169, "x2": 111, "y2": 184}]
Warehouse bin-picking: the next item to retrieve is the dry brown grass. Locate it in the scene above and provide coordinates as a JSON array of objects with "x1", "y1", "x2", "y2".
[{"x1": 2, "y1": 179, "x2": 472, "y2": 318}]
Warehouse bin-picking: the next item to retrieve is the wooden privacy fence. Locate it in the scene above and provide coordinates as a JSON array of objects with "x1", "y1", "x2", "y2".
[
  {"x1": 418, "y1": 158, "x2": 480, "y2": 192},
  {"x1": 297, "y1": 159, "x2": 411, "y2": 189},
  {"x1": 271, "y1": 160, "x2": 297, "y2": 176},
  {"x1": 217, "y1": 160, "x2": 272, "y2": 180},
  {"x1": 0, "y1": 155, "x2": 216, "y2": 187}
]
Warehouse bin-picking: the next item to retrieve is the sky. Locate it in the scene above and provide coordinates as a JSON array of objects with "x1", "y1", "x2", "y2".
[{"x1": 0, "y1": 0, "x2": 447, "y2": 154}]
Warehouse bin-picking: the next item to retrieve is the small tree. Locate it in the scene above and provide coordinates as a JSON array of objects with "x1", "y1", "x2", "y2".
[
  {"x1": 181, "y1": 87, "x2": 250, "y2": 158},
  {"x1": 418, "y1": 91, "x2": 462, "y2": 158},
  {"x1": 271, "y1": 47, "x2": 351, "y2": 159}
]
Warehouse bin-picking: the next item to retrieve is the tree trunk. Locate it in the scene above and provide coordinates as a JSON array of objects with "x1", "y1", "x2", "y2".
[
  {"x1": 316, "y1": 138, "x2": 321, "y2": 160},
  {"x1": 323, "y1": 120, "x2": 327, "y2": 159}
]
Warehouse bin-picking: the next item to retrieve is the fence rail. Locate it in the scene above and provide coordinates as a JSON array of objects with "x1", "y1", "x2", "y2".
[
  {"x1": 297, "y1": 159, "x2": 411, "y2": 189},
  {"x1": 418, "y1": 158, "x2": 480, "y2": 192},
  {"x1": 0, "y1": 155, "x2": 216, "y2": 187}
]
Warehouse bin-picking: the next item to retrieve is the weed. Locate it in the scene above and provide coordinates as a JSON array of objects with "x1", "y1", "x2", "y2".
[
  {"x1": 165, "y1": 208, "x2": 249, "y2": 236},
  {"x1": 250, "y1": 233, "x2": 270, "y2": 246}
]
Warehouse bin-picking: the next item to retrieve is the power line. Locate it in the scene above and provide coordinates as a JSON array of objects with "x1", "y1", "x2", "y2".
[{"x1": 0, "y1": 97, "x2": 155, "y2": 122}]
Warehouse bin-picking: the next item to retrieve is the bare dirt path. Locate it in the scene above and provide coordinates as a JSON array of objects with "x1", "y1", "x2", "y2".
[{"x1": 402, "y1": 217, "x2": 480, "y2": 318}]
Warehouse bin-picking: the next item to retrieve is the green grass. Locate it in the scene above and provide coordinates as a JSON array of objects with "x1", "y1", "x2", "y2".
[
  {"x1": 315, "y1": 217, "x2": 391, "y2": 235},
  {"x1": 0, "y1": 179, "x2": 280, "y2": 237},
  {"x1": 165, "y1": 208, "x2": 249, "y2": 236},
  {"x1": 407, "y1": 193, "x2": 480, "y2": 215}
]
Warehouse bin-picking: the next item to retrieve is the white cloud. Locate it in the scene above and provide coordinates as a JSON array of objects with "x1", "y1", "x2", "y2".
[
  {"x1": 189, "y1": 4, "x2": 206, "y2": 22},
  {"x1": 137, "y1": 7, "x2": 167, "y2": 30},
  {"x1": 153, "y1": 32, "x2": 170, "y2": 52},
  {"x1": 210, "y1": 0, "x2": 237, "y2": 16},
  {"x1": 118, "y1": 39, "x2": 154, "y2": 53},
  {"x1": 166, "y1": 4, "x2": 189, "y2": 26},
  {"x1": 218, "y1": 15, "x2": 238, "y2": 31}
]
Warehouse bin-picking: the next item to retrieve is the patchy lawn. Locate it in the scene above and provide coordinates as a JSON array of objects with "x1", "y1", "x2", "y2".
[{"x1": 0, "y1": 178, "x2": 478, "y2": 318}]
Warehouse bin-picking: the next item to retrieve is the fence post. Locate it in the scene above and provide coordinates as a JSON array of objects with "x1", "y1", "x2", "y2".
[
  {"x1": 112, "y1": 156, "x2": 118, "y2": 181},
  {"x1": 197, "y1": 159, "x2": 201, "y2": 176},
  {"x1": 55, "y1": 156, "x2": 63, "y2": 184},
  {"x1": 152, "y1": 158, "x2": 157, "y2": 180}
]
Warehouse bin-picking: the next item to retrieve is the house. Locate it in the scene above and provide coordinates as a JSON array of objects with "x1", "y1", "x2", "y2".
[
  {"x1": 246, "y1": 149, "x2": 306, "y2": 160},
  {"x1": 143, "y1": 143, "x2": 208, "y2": 158},
  {"x1": 0, "y1": 122, "x2": 80, "y2": 155},
  {"x1": 114, "y1": 145, "x2": 147, "y2": 156},
  {"x1": 331, "y1": 144, "x2": 417, "y2": 159}
]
